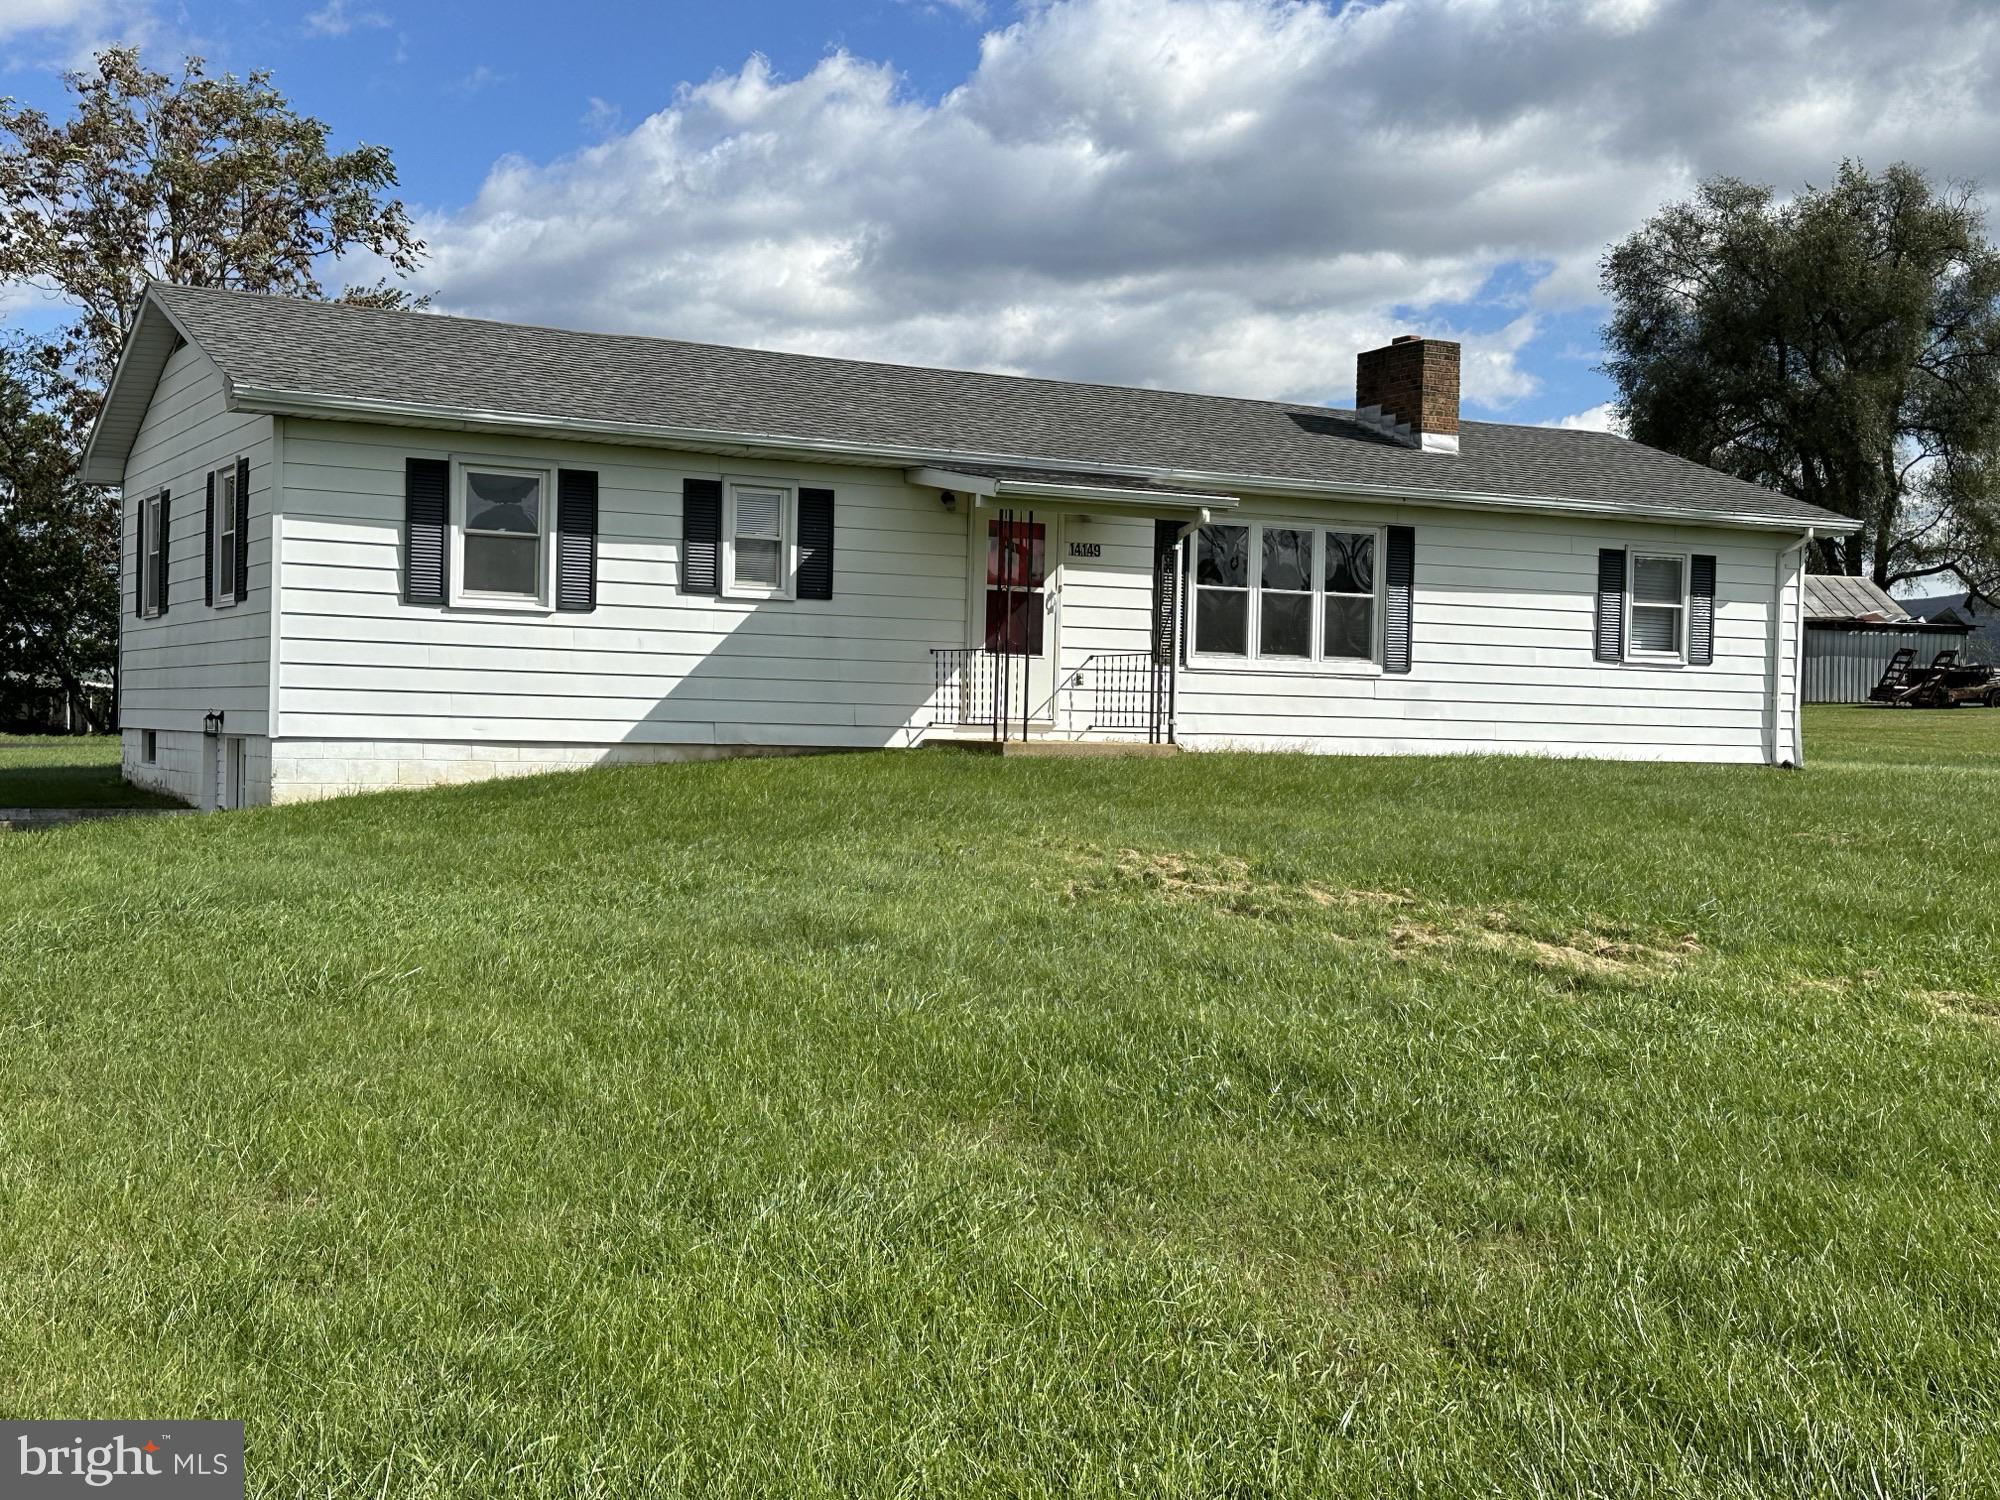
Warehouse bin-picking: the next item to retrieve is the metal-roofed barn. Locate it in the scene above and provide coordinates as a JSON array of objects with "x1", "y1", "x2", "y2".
[{"x1": 1802, "y1": 575, "x2": 1969, "y2": 703}]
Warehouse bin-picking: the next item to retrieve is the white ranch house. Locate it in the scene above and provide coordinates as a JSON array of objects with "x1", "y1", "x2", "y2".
[{"x1": 84, "y1": 285, "x2": 1857, "y2": 809}]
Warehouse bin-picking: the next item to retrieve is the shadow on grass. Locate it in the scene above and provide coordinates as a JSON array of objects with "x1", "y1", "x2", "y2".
[{"x1": 0, "y1": 735, "x2": 183, "y2": 810}]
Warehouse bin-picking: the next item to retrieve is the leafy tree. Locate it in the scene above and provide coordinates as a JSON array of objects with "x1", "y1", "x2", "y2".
[
  {"x1": 0, "y1": 46, "x2": 427, "y2": 437},
  {"x1": 0, "y1": 47, "x2": 427, "y2": 726},
  {"x1": 0, "y1": 350, "x2": 116, "y2": 730},
  {"x1": 1601, "y1": 161, "x2": 2000, "y2": 598}
]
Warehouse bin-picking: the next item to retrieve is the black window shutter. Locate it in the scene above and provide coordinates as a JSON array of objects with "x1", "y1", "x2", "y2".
[
  {"x1": 797, "y1": 488, "x2": 835, "y2": 600},
  {"x1": 204, "y1": 470, "x2": 216, "y2": 607},
  {"x1": 405, "y1": 457, "x2": 449, "y2": 606},
  {"x1": 157, "y1": 491, "x2": 171, "y2": 615},
  {"x1": 681, "y1": 478, "x2": 722, "y2": 595},
  {"x1": 235, "y1": 454, "x2": 251, "y2": 601},
  {"x1": 556, "y1": 468, "x2": 599, "y2": 612},
  {"x1": 1382, "y1": 524, "x2": 1415, "y2": 674},
  {"x1": 136, "y1": 499, "x2": 152, "y2": 618},
  {"x1": 1688, "y1": 553, "x2": 1717, "y2": 666},
  {"x1": 1151, "y1": 519, "x2": 1182, "y2": 664},
  {"x1": 1594, "y1": 548, "x2": 1627, "y2": 662}
]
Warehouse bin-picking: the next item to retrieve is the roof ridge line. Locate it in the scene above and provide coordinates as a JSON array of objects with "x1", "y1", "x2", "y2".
[{"x1": 151, "y1": 281, "x2": 1408, "y2": 428}]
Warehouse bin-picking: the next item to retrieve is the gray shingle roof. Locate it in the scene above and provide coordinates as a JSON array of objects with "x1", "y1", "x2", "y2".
[{"x1": 148, "y1": 284, "x2": 1852, "y2": 532}]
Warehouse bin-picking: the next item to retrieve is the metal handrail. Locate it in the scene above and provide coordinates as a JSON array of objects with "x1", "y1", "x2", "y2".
[
  {"x1": 929, "y1": 646, "x2": 1173, "y2": 745},
  {"x1": 1059, "y1": 651, "x2": 1173, "y2": 742},
  {"x1": 930, "y1": 506, "x2": 1045, "y2": 742},
  {"x1": 930, "y1": 647, "x2": 1039, "y2": 741}
]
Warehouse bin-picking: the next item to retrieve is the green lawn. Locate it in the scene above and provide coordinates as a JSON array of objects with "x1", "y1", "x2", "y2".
[
  {"x1": 3, "y1": 709, "x2": 1999, "y2": 1497},
  {"x1": 1807, "y1": 702, "x2": 2000, "y2": 771},
  {"x1": 0, "y1": 733, "x2": 181, "y2": 808}
]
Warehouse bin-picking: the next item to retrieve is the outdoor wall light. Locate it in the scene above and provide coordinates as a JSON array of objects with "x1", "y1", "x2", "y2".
[
  {"x1": 202, "y1": 709, "x2": 225, "y2": 737},
  {"x1": 939, "y1": 490, "x2": 957, "y2": 510}
]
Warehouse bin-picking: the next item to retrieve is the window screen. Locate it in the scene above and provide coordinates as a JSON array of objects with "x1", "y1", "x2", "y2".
[
  {"x1": 463, "y1": 469, "x2": 543, "y2": 597},
  {"x1": 1630, "y1": 553, "x2": 1686, "y2": 656},
  {"x1": 734, "y1": 488, "x2": 785, "y2": 589}
]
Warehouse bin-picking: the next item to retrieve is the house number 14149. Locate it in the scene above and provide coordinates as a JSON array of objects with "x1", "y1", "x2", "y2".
[{"x1": 1067, "y1": 541, "x2": 1102, "y2": 558}]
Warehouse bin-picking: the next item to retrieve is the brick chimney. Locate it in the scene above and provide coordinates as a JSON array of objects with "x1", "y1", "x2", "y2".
[{"x1": 1354, "y1": 333, "x2": 1460, "y2": 454}]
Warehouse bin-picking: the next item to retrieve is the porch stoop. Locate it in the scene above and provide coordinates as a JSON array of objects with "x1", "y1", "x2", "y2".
[{"x1": 928, "y1": 739, "x2": 1179, "y2": 758}]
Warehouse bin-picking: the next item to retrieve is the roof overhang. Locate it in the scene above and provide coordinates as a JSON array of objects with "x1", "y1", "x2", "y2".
[
  {"x1": 235, "y1": 385, "x2": 1857, "y2": 536},
  {"x1": 1805, "y1": 616, "x2": 1969, "y2": 633},
  {"x1": 905, "y1": 466, "x2": 1237, "y2": 513},
  {"x1": 90, "y1": 339, "x2": 1857, "y2": 536},
  {"x1": 80, "y1": 287, "x2": 202, "y2": 486}
]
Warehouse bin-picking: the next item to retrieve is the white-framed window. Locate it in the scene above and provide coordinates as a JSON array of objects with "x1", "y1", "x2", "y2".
[
  {"x1": 1322, "y1": 530, "x2": 1377, "y2": 660},
  {"x1": 212, "y1": 459, "x2": 240, "y2": 608},
  {"x1": 1258, "y1": 525, "x2": 1315, "y2": 658},
  {"x1": 1192, "y1": 522, "x2": 1251, "y2": 655},
  {"x1": 140, "y1": 492, "x2": 163, "y2": 618},
  {"x1": 724, "y1": 480, "x2": 794, "y2": 599},
  {"x1": 141, "y1": 729, "x2": 157, "y2": 764},
  {"x1": 1629, "y1": 551, "x2": 1687, "y2": 661},
  {"x1": 451, "y1": 458, "x2": 554, "y2": 607},
  {"x1": 1190, "y1": 521, "x2": 1381, "y2": 668}
]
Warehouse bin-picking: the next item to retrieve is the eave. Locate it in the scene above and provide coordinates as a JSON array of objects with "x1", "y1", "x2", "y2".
[
  {"x1": 80, "y1": 288, "x2": 204, "y2": 486},
  {"x1": 229, "y1": 384, "x2": 1860, "y2": 537},
  {"x1": 75, "y1": 312, "x2": 1861, "y2": 539},
  {"x1": 905, "y1": 466, "x2": 1239, "y2": 513}
]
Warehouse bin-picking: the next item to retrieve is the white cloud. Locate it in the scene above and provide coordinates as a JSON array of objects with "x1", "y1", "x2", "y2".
[
  {"x1": 1548, "y1": 402, "x2": 1625, "y2": 435},
  {"x1": 399, "y1": 0, "x2": 2000, "y2": 414},
  {"x1": 450, "y1": 63, "x2": 509, "y2": 98},
  {"x1": 304, "y1": 1, "x2": 390, "y2": 39},
  {"x1": 0, "y1": 279, "x2": 61, "y2": 320},
  {"x1": 0, "y1": 0, "x2": 117, "y2": 37},
  {"x1": 0, "y1": 0, "x2": 160, "y2": 61}
]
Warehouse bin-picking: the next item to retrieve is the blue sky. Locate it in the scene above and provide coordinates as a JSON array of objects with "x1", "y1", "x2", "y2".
[{"x1": 5, "y1": 0, "x2": 1998, "y2": 430}]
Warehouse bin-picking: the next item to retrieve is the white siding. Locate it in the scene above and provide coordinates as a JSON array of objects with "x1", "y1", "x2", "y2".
[
  {"x1": 98, "y1": 354, "x2": 1821, "y2": 805},
  {"x1": 1056, "y1": 500, "x2": 1805, "y2": 765},
  {"x1": 118, "y1": 340, "x2": 273, "y2": 804},
  {"x1": 1057, "y1": 514, "x2": 1157, "y2": 669},
  {"x1": 273, "y1": 420, "x2": 968, "y2": 767}
]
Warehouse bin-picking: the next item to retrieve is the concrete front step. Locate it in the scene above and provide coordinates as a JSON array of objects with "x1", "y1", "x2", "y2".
[
  {"x1": 929, "y1": 739, "x2": 1179, "y2": 758},
  {"x1": 999, "y1": 740, "x2": 1178, "y2": 758}
]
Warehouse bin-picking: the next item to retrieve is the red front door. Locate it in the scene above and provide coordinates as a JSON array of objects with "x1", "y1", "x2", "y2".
[{"x1": 984, "y1": 517, "x2": 1046, "y2": 655}]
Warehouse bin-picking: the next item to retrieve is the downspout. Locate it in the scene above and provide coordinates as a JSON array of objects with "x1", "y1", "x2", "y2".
[
  {"x1": 1168, "y1": 512, "x2": 1208, "y2": 745},
  {"x1": 1769, "y1": 527, "x2": 1814, "y2": 768},
  {"x1": 1792, "y1": 527, "x2": 1814, "y2": 767}
]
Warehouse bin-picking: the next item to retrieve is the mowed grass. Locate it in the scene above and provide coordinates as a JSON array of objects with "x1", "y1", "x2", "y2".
[
  {"x1": 0, "y1": 733, "x2": 181, "y2": 808},
  {"x1": 1808, "y1": 702, "x2": 2000, "y2": 771},
  {"x1": 3, "y1": 708, "x2": 2000, "y2": 1497}
]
